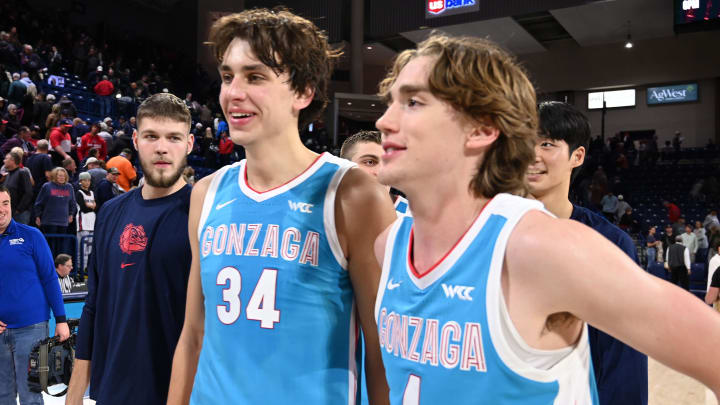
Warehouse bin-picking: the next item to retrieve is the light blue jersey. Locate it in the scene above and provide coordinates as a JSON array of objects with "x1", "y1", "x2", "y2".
[
  {"x1": 375, "y1": 194, "x2": 599, "y2": 405},
  {"x1": 394, "y1": 195, "x2": 411, "y2": 217},
  {"x1": 191, "y1": 153, "x2": 360, "y2": 404}
]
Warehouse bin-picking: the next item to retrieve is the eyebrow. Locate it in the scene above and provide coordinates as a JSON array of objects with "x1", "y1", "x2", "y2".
[
  {"x1": 384, "y1": 84, "x2": 430, "y2": 103},
  {"x1": 218, "y1": 63, "x2": 270, "y2": 74},
  {"x1": 140, "y1": 130, "x2": 187, "y2": 137},
  {"x1": 357, "y1": 153, "x2": 380, "y2": 160}
]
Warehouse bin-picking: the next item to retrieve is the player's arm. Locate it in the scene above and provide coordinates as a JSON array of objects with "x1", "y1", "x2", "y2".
[
  {"x1": 167, "y1": 174, "x2": 211, "y2": 405},
  {"x1": 506, "y1": 212, "x2": 720, "y2": 397},
  {"x1": 336, "y1": 169, "x2": 396, "y2": 405}
]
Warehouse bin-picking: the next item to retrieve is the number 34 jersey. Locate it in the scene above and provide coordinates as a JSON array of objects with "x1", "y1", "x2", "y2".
[
  {"x1": 375, "y1": 194, "x2": 599, "y2": 405},
  {"x1": 191, "y1": 153, "x2": 360, "y2": 405}
]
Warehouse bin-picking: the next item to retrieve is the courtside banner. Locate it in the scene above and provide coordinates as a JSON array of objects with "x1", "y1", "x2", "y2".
[
  {"x1": 426, "y1": 0, "x2": 479, "y2": 19},
  {"x1": 647, "y1": 83, "x2": 698, "y2": 105}
]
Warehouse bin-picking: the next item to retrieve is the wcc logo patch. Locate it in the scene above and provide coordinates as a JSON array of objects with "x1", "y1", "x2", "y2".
[{"x1": 119, "y1": 223, "x2": 148, "y2": 255}]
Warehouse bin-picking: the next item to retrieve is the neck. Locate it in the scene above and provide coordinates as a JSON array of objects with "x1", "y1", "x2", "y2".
[
  {"x1": 406, "y1": 180, "x2": 489, "y2": 276},
  {"x1": 243, "y1": 132, "x2": 318, "y2": 192},
  {"x1": 141, "y1": 178, "x2": 186, "y2": 200},
  {"x1": 533, "y1": 187, "x2": 574, "y2": 219}
]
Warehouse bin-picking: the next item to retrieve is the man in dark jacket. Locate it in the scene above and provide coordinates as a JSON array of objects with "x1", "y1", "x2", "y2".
[{"x1": 666, "y1": 235, "x2": 691, "y2": 290}]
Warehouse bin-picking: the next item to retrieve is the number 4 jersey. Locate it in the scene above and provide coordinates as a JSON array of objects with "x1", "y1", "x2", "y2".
[
  {"x1": 191, "y1": 153, "x2": 360, "y2": 404},
  {"x1": 375, "y1": 194, "x2": 599, "y2": 405}
]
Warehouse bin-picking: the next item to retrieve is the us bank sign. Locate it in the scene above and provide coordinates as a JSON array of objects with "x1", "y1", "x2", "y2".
[
  {"x1": 426, "y1": 0, "x2": 479, "y2": 19},
  {"x1": 647, "y1": 83, "x2": 698, "y2": 105}
]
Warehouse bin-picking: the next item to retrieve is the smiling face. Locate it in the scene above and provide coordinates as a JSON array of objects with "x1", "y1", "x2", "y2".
[
  {"x1": 375, "y1": 56, "x2": 476, "y2": 193},
  {"x1": 527, "y1": 136, "x2": 584, "y2": 199},
  {"x1": 218, "y1": 38, "x2": 313, "y2": 148},
  {"x1": 134, "y1": 117, "x2": 193, "y2": 189}
]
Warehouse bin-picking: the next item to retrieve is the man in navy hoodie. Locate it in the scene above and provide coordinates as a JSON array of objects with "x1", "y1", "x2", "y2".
[
  {"x1": 528, "y1": 101, "x2": 648, "y2": 405},
  {"x1": 0, "y1": 185, "x2": 69, "y2": 405},
  {"x1": 66, "y1": 93, "x2": 195, "y2": 405}
]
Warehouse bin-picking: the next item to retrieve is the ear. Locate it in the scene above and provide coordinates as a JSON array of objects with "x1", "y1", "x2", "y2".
[
  {"x1": 570, "y1": 146, "x2": 586, "y2": 168},
  {"x1": 293, "y1": 86, "x2": 315, "y2": 111},
  {"x1": 186, "y1": 133, "x2": 195, "y2": 156},
  {"x1": 132, "y1": 129, "x2": 138, "y2": 150},
  {"x1": 466, "y1": 122, "x2": 500, "y2": 152}
]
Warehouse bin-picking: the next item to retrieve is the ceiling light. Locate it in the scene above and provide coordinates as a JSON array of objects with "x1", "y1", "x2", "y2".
[
  {"x1": 366, "y1": 46, "x2": 373, "y2": 50},
  {"x1": 370, "y1": 104, "x2": 376, "y2": 107},
  {"x1": 624, "y1": 35, "x2": 633, "y2": 49},
  {"x1": 347, "y1": 102, "x2": 352, "y2": 105}
]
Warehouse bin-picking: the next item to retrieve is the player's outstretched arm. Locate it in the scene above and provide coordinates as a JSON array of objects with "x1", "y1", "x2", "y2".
[
  {"x1": 167, "y1": 175, "x2": 211, "y2": 405},
  {"x1": 336, "y1": 169, "x2": 397, "y2": 405},
  {"x1": 65, "y1": 359, "x2": 90, "y2": 405},
  {"x1": 506, "y1": 211, "x2": 720, "y2": 398}
]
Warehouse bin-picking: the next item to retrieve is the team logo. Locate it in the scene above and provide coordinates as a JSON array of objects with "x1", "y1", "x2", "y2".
[
  {"x1": 119, "y1": 223, "x2": 148, "y2": 255},
  {"x1": 9, "y1": 237, "x2": 24, "y2": 245},
  {"x1": 441, "y1": 283, "x2": 474, "y2": 301},
  {"x1": 288, "y1": 200, "x2": 314, "y2": 213},
  {"x1": 387, "y1": 278, "x2": 402, "y2": 290}
]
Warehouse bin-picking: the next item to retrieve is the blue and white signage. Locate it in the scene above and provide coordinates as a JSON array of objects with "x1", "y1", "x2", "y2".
[
  {"x1": 647, "y1": 83, "x2": 698, "y2": 105},
  {"x1": 426, "y1": 0, "x2": 479, "y2": 19}
]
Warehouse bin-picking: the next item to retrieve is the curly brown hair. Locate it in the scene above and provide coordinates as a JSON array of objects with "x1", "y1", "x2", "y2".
[
  {"x1": 207, "y1": 8, "x2": 342, "y2": 130},
  {"x1": 379, "y1": 33, "x2": 537, "y2": 198}
]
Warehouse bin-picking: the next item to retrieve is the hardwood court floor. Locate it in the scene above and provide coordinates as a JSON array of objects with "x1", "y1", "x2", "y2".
[{"x1": 649, "y1": 357, "x2": 716, "y2": 405}]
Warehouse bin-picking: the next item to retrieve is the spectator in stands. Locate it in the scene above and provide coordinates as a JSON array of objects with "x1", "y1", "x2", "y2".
[
  {"x1": 49, "y1": 118, "x2": 73, "y2": 166},
  {"x1": 619, "y1": 207, "x2": 639, "y2": 234},
  {"x1": 78, "y1": 122, "x2": 108, "y2": 162},
  {"x1": 646, "y1": 226, "x2": 660, "y2": 265},
  {"x1": 695, "y1": 220, "x2": 709, "y2": 250},
  {"x1": 710, "y1": 225, "x2": 720, "y2": 258},
  {"x1": 20, "y1": 45, "x2": 43, "y2": 75},
  {"x1": 680, "y1": 224, "x2": 699, "y2": 263},
  {"x1": 666, "y1": 235, "x2": 691, "y2": 290},
  {"x1": 662, "y1": 224, "x2": 675, "y2": 258},
  {"x1": 707, "y1": 245, "x2": 720, "y2": 309},
  {"x1": 3, "y1": 103, "x2": 20, "y2": 137},
  {"x1": 6, "y1": 73, "x2": 26, "y2": 106},
  {"x1": 94, "y1": 75, "x2": 115, "y2": 118},
  {"x1": 664, "y1": 200, "x2": 681, "y2": 224},
  {"x1": 48, "y1": 45, "x2": 62, "y2": 73},
  {"x1": 97, "y1": 121, "x2": 114, "y2": 153},
  {"x1": 75, "y1": 171, "x2": 95, "y2": 281},
  {"x1": 94, "y1": 167, "x2": 120, "y2": 213},
  {"x1": 0, "y1": 119, "x2": 6, "y2": 145},
  {"x1": 0, "y1": 185, "x2": 69, "y2": 405},
  {"x1": 600, "y1": 190, "x2": 618, "y2": 222},
  {"x1": 704, "y1": 209, "x2": 720, "y2": 230},
  {"x1": 87, "y1": 65, "x2": 102, "y2": 87},
  {"x1": 121, "y1": 116, "x2": 135, "y2": 138},
  {"x1": 26, "y1": 139, "x2": 51, "y2": 195},
  {"x1": 673, "y1": 217, "x2": 687, "y2": 239},
  {"x1": 1, "y1": 125, "x2": 33, "y2": 156},
  {"x1": 615, "y1": 194, "x2": 631, "y2": 222},
  {"x1": 70, "y1": 117, "x2": 89, "y2": 146},
  {"x1": 84, "y1": 157, "x2": 106, "y2": 191},
  {"x1": 0, "y1": 151, "x2": 32, "y2": 224},
  {"x1": 106, "y1": 148, "x2": 136, "y2": 192},
  {"x1": 34, "y1": 167, "x2": 77, "y2": 257},
  {"x1": 182, "y1": 166, "x2": 195, "y2": 186},
  {"x1": 55, "y1": 253, "x2": 74, "y2": 294},
  {"x1": 58, "y1": 95, "x2": 77, "y2": 119},
  {"x1": 63, "y1": 157, "x2": 78, "y2": 184},
  {"x1": 218, "y1": 129, "x2": 233, "y2": 166}
]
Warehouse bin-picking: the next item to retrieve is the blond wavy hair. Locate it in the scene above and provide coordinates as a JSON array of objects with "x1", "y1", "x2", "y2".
[{"x1": 379, "y1": 34, "x2": 537, "y2": 198}]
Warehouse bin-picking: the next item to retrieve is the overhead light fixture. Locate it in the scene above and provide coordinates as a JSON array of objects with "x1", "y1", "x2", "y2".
[
  {"x1": 370, "y1": 103, "x2": 376, "y2": 107},
  {"x1": 347, "y1": 102, "x2": 352, "y2": 105},
  {"x1": 624, "y1": 20, "x2": 633, "y2": 49},
  {"x1": 366, "y1": 46, "x2": 373, "y2": 50}
]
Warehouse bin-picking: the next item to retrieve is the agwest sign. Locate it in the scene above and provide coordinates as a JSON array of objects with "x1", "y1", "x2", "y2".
[
  {"x1": 426, "y1": 0, "x2": 479, "y2": 19},
  {"x1": 647, "y1": 83, "x2": 698, "y2": 105}
]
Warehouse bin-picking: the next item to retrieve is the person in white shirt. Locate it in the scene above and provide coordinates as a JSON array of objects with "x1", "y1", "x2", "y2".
[
  {"x1": 680, "y1": 224, "x2": 698, "y2": 262},
  {"x1": 55, "y1": 253, "x2": 74, "y2": 294}
]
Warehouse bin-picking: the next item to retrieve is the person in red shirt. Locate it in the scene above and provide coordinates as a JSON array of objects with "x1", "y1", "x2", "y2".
[
  {"x1": 49, "y1": 119, "x2": 73, "y2": 166},
  {"x1": 78, "y1": 123, "x2": 108, "y2": 161},
  {"x1": 218, "y1": 130, "x2": 233, "y2": 166},
  {"x1": 93, "y1": 74, "x2": 115, "y2": 118},
  {"x1": 664, "y1": 200, "x2": 682, "y2": 223}
]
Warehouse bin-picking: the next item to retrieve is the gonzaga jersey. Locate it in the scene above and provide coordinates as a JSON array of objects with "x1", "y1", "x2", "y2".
[
  {"x1": 191, "y1": 153, "x2": 360, "y2": 404},
  {"x1": 375, "y1": 194, "x2": 599, "y2": 405}
]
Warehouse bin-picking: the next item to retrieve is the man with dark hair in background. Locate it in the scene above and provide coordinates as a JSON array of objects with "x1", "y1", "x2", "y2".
[
  {"x1": 67, "y1": 93, "x2": 196, "y2": 405},
  {"x1": 1, "y1": 151, "x2": 33, "y2": 224},
  {"x1": 666, "y1": 235, "x2": 691, "y2": 290},
  {"x1": 25, "y1": 139, "x2": 52, "y2": 200},
  {"x1": 528, "y1": 101, "x2": 647, "y2": 405}
]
